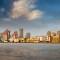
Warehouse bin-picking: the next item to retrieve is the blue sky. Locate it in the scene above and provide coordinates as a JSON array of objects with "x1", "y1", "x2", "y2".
[{"x1": 0, "y1": 0, "x2": 60, "y2": 36}]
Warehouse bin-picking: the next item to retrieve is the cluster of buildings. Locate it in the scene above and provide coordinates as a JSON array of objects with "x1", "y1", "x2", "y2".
[
  {"x1": 0, "y1": 28, "x2": 60, "y2": 43},
  {"x1": 0, "y1": 28, "x2": 31, "y2": 43}
]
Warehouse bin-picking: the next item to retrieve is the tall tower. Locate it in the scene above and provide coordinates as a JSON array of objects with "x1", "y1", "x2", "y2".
[
  {"x1": 2, "y1": 29, "x2": 10, "y2": 42},
  {"x1": 25, "y1": 32, "x2": 31, "y2": 38},
  {"x1": 19, "y1": 28, "x2": 24, "y2": 38},
  {"x1": 57, "y1": 31, "x2": 60, "y2": 36},
  {"x1": 47, "y1": 31, "x2": 51, "y2": 36},
  {"x1": 57, "y1": 31, "x2": 60, "y2": 42},
  {"x1": 12, "y1": 31, "x2": 18, "y2": 39},
  {"x1": 47, "y1": 31, "x2": 52, "y2": 43}
]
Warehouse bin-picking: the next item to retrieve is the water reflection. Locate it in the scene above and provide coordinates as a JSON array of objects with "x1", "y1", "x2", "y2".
[{"x1": 0, "y1": 43, "x2": 60, "y2": 60}]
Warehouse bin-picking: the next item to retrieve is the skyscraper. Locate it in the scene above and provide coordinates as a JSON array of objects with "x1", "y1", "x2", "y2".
[
  {"x1": 25, "y1": 32, "x2": 31, "y2": 38},
  {"x1": 1, "y1": 29, "x2": 10, "y2": 42},
  {"x1": 57, "y1": 31, "x2": 60, "y2": 42},
  {"x1": 47, "y1": 31, "x2": 51, "y2": 36},
  {"x1": 12, "y1": 31, "x2": 18, "y2": 39},
  {"x1": 57, "y1": 31, "x2": 60, "y2": 36},
  {"x1": 47, "y1": 31, "x2": 52, "y2": 43},
  {"x1": 19, "y1": 28, "x2": 23, "y2": 38}
]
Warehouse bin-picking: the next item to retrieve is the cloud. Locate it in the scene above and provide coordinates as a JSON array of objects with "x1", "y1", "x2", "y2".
[
  {"x1": 10, "y1": 0, "x2": 43, "y2": 20},
  {"x1": 28, "y1": 10, "x2": 43, "y2": 20}
]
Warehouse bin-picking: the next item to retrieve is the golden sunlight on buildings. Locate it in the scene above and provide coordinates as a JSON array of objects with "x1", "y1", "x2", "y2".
[
  {"x1": 51, "y1": 34, "x2": 60, "y2": 44},
  {"x1": 1, "y1": 29, "x2": 10, "y2": 43},
  {"x1": 0, "y1": 28, "x2": 60, "y2": 43},
  {"x1": 29, "y1": 36, "x2": 40, "y2": 43},
  {"x1": 47, "y1": 31, "x2": 60, "y2": 44}
]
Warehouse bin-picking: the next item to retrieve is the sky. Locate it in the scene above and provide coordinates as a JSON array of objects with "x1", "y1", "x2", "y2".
[{"x1": 0, "y1": 0, "x2": 60, "y2": 36}]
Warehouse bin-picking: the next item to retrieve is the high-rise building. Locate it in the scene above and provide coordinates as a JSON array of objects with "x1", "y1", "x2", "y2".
[
  {"x1": 57, "y1": 31, "x2": 60, "y2": 42},
  {"x1": 19, "y1": 28, "x2": 23, "y2": 38},
  {"x1": 47, "y1": 31, "x2": 51, "y2": 36},
  {"x1": 1, "y1": 29, "x2": 10, "y2": 42},
  {"x1": 25, "y1": 32, "x2": 31, "y2": 38},
  {"x1": 12, "y1": 31, "x2": 19, "y2": 43},
  {"x1": 0, "y1": 33, "x2": 2, "y2": 42},
  {"x1": 12, "y1": 31, "x2": 18, "y2": 39},
  {"x1": 51, "y1": 32, "x2": 56, "y2": 36},
  {"x1": 6, "y1": 29, "x2": 10, "y2": 39},
  {"x1": 47, "y1": 31, "x2": 52, "y2": 43},
  {"x1": 57, "y1": 31, "x2": 60, "y2": 36}
]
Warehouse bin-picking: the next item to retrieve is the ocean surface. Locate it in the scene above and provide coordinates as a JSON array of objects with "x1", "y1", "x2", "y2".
[{"x1": 0, "y1": 43, "x2": 60, "y2": 60}]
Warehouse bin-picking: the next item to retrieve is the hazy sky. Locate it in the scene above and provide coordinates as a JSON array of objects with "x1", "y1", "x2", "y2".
[{"x1": 0, "y1": 0, "x2": 60, "y2": 36}]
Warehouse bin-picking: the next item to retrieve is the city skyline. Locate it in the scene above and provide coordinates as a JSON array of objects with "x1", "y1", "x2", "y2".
[
  {"x1": 0, "y1": 28, "x2": 60, "y2": 36},
  {"x1": 0, "y1": 28, "x2": 60, "y2": 43},
  {"x1": 0, "y1": 0, "x2": 60, "y2": 36}
]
